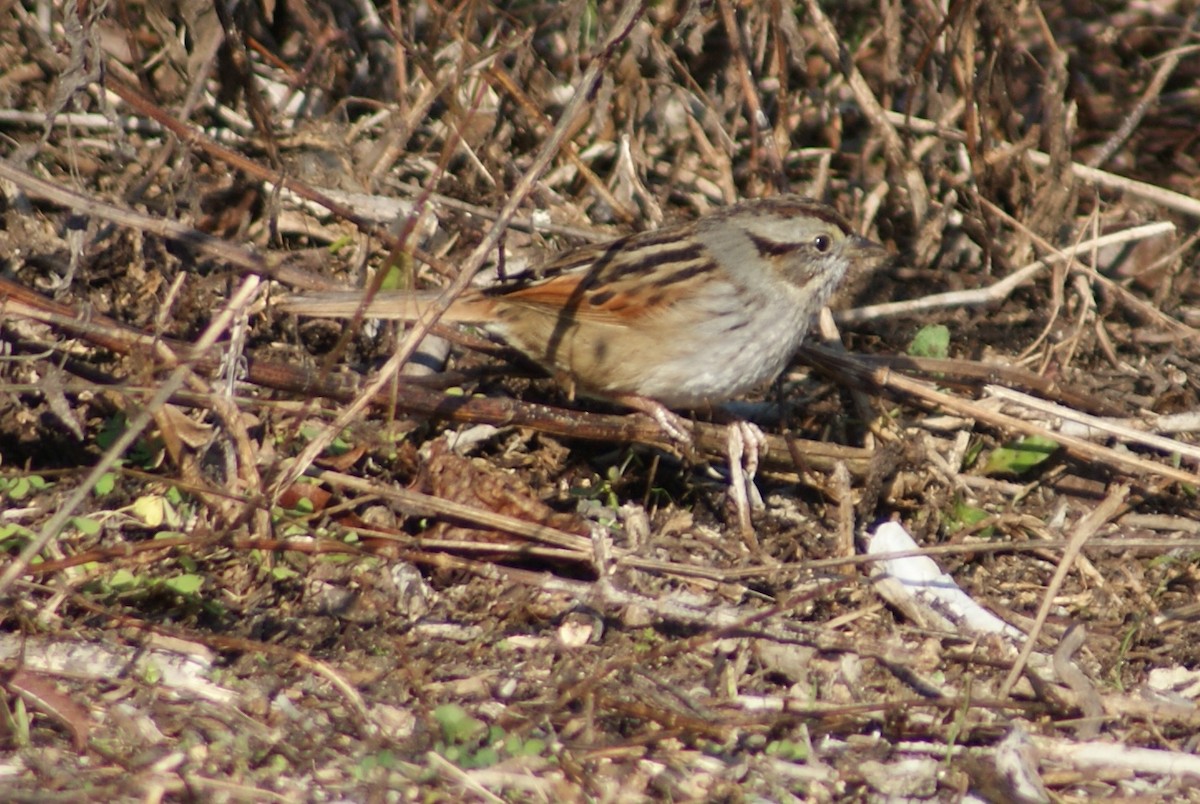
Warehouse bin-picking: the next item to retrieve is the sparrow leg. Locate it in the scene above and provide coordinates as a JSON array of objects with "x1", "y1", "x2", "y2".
[
  {"x1": 613, "y1": 394, "x2": 693, "y2": 444},
  {"x1": 727, "y1": 421, "x2": 767, "y2": 550}
]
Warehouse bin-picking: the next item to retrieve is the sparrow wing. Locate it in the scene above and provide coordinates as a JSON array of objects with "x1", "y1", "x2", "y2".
[
  {"x1": 279, "y1": 220, "x2": 719, "y2": 327},
  {"x1": 492, "y1": 225, "x2": 719, "y2": 325}
]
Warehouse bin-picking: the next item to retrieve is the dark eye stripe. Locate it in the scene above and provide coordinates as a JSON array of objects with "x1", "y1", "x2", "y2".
[{"x1": 748, "y1": 233, "x2": 811, "y2": 257}]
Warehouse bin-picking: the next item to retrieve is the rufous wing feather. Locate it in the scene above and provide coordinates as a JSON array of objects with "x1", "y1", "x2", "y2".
[{"x1": 498, "y1": 274, "x2": 645, "y2": 324}]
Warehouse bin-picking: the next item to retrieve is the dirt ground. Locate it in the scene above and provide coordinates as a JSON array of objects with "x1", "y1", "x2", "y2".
[{"x1": 1, "y1": 1, "x2": 1200, "y2": 801}]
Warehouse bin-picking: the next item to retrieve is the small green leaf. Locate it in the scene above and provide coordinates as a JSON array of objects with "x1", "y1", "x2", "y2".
[
  {"x1": 140, "y1": 661, "x2": 162, "y2": 685},
  {"x1": 108, "y1": 568, "x2": 139, "y2": 590},
  {"x1": 163, "y1": 574, "x2": 203, "y2": 596},
  {"x1": 765, "y1": 739, "x2": 808, "y2": 761},
  {"x1": 96, "y1": 414, "x2": 127, "y2": 450},
  {"x1": 908, "y1": 324, "x2": 950, "y2": 359},
  {"x1": 11, "y1": 696, "x2": 30, "y2": 747},
  {"x1": 434, "y1": 703, "x2": 485, "y2": 745},
  {"x1": 271, "y1": 565, "x2": 300, "y2": 581},
  {"x1": 379, "y1": 251, "x2": 416, "y2": 292},
  {"x1": 982, "y1": 435, "x2": 1060, "y2": 476},
  {"x1": 298, "y1": 423, "x2": 323, "y2": 441},
  {"x1": 327, "y1": 234, "x2": 355, "y2": 254},
  {"x1": 71, "y1": 517, "x2": 102, "y2": 536},
  {"x1": 130, "y1": 495, "x2": 167, "y2": 528},
  {"x1": 93, "y1": 472, "x2": 117, "y2": 496},
  {"x1": 521, "y1": 737, "x2": 546, "y2": 757},
  {"x1": 279, "y1": 522, "x2": 310, "y2": 538},
  {"x1": 378, "y1": 262, "x2": 407, "y2": 291},
  {"x1": 469, "y1": 746, "x2": 499, "y2": 768},
  {"x1": 0, "y1": 523, "x2": 34, "y2": 548},
  {"x1": 507, "y1": 735, "x2": 546, "y2": 757},
  {"x1": 951, "y1": 501, "x2": 990, "y2": 528},
  {"x1": 961, "y1": 438, "x2": 986, "y2": 470},
  {"x1": 947, "y1": 501, "x2": 995, "y2": 538},
  {"x1": 7, "y1": 477, "x2": 30, "y2": 501}
]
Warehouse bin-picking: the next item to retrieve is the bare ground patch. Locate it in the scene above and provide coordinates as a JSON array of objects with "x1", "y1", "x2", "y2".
[{"x1": 1, "y1": 1, "x2": 1200, "y2": 800}]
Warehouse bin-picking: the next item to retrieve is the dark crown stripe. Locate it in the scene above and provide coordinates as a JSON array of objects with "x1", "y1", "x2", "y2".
[{"x1": 750, "y1": 197, "x2": 854, "y2": 235}]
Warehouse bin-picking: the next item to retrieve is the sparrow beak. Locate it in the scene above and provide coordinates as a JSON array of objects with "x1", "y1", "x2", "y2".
[{"x1": 849, "y1": 235, "x2": 892, "y2": 271}]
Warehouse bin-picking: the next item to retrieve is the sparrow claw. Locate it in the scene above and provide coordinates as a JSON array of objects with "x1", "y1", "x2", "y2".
[
  {"x1": 650, "y1": 406, "x2": 693, "y2": 444},
  {"x1": 728, "y1": 421, "x2": 767, "y2": 550},
  {"x1": 614, "y1": 394, "x2": 694, "y2": 445}
]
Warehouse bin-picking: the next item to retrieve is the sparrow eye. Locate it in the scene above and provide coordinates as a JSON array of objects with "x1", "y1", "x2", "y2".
[{"x1": 813, "y1": 234, "x2": 832, "y2": 253}]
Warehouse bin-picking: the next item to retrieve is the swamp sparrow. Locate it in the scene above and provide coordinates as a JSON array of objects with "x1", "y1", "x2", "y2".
[{"x1": 280, "y1": 195, "x2": 887, "y2": 429}]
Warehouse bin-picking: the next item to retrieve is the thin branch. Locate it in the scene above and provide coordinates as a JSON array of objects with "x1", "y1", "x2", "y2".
[
  {"x1": 883, "y1": 108, "x2": 1200, "y2": 219},
  {"x1": 1000, "y1": 485, "x2": 1129, "y2": 698},
  {"x1": 836, "y1": 221, "x2": 1177, "y2": 323},
  {"x1": 985, "y1": 385, "x2": 1200, "y2": 466},
  {"x1": 1087, "y1": 9, "x2": 1200, "y2": 168},
  {"x1": 802, "y1": 344, "x2": 1200, "y2": 488}
]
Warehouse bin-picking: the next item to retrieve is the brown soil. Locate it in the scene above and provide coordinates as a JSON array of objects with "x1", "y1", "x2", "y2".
[{"x1": 1, "y1": 1, "x2": 1199, "y2": 800}]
